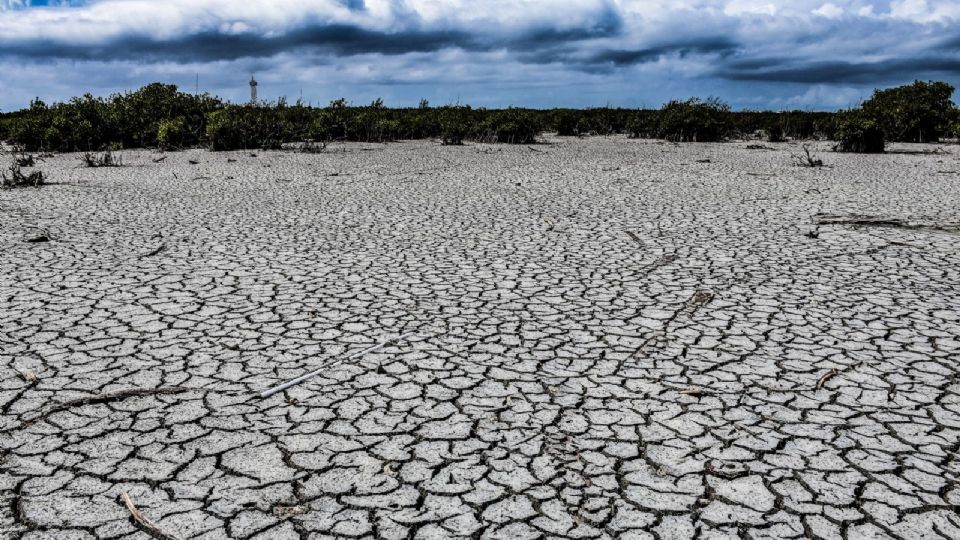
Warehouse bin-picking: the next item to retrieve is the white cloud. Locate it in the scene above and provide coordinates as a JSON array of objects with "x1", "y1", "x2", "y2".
[
  {"x1": 813, "y1": 3, "x2": 844, "y2": 18},
  {"x1": 723, "y1": 0, "x2": 778, "y2": 16},
  {"x1": 889, "y1": 0, "x2": 960, "y2": 23},
  {"x1": 784, "y1": 84, "x2": 865, "y2": 108}
]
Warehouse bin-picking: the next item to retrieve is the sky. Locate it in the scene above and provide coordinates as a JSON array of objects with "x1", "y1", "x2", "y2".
[{"x1": 1, "y1": 0, "x2": 958, "y2": 112}]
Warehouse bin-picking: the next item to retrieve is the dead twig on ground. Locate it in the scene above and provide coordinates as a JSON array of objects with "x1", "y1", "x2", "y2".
[
  {"x1": 813, "y1": 213, "x2": 960, "y2": 232},
  {"x1": 152, "y1": 156, "x2": 167, "y2": 163},
  {"x1": 816, "y1": 369, "x2": 837, "y2": 390},
  {"x1": 141, "y1": 244, "x2": 166, "y2": 258},
  {"x1": 260, "y1": 331, "x2": 419, "y2": 398},
  {"x1": 120, "y1": 492, "x2": 184, "y2": 540},
  {"x1": 22, "y1": 387, "x2": 197, "y2": 428}
]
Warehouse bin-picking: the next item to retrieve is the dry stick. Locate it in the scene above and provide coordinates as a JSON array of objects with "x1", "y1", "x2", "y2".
[
  {"x1": 260, "y1": 331, "x2": 418, "y2": 398},
  {"x1": 624, "y1": 231, "x2": 643, "y2": 245},
  {"x1": 141, "y1": 244, "x2": 166, "y2": 258},
  {"x1": 120, "y1": 491, "x2": 184, "y2": 540},
  {"x1": 21, "y1": 387, "x2": 196, "y2": 428},
  {"x1": 816, "y1": 368, "x2": 838, "y2": 390}
]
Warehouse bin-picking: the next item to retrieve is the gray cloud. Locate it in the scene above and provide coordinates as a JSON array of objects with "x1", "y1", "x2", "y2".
[
  {"x1": 720, "y1": 57, "x2": 960, "y2": 84},
  {"x1": 3, "y1": 24, "x2": 479, "y2": 62}
]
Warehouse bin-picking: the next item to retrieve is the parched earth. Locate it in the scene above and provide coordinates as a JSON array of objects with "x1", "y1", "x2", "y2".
[{"x1": 2, "y1": 138, "x2": 960, "y2": 539}]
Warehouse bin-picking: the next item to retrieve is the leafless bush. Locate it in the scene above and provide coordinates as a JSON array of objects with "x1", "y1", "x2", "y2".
[
  {"x1": 2, "y1": 160, "x2": 45, "y2": 188},
  {"x1": 299, "y1": 140, "x2": 328, "y2": 153},
  {"x1": 82, "y1": 151, "x2": 123, "y2": 167},
  {"x1": 792, "y1": 144, "x2": 823, "y2": 167}
]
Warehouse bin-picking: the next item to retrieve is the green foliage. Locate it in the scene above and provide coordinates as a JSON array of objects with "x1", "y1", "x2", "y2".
[
  {"x1": 6, "y1": 86, "x2": 222, "y2": 151},
  {"x1": 835, "y1": 114, "x2": 885, "y2": 153},
  {"x1": 4, "y1": 80, "x2": 955, "y2": 152},
  {"x1": 552, "y1": 110, "x2": 580, "y2": 136},
  {"x1": 766, "y1": 124, "x2": 785, "y2": 143},
  {"x1": 477, "y1": 108, "x2": 540, "y2": 144},
  {"x1": 205, "y1": 106, "x2": 293, "y2": 151},
  {"x1": 656, "y1": 98, "x2": 732, "y2": 142},
  {"x1": 438, "y1": 106, "x2": 472, "y2": 145},
  {"x1": 112, "y1": 83, "x2": 221, "y2": 147},
  {"x1": 157, "y1": 117, "x2": 187, "y2": 149},
  {"x1": 861, "y1": 80, "x2": 956, "y2": 143},
  {"x1": 626, "y1": 111, "x2": 657, "y2": 139}
]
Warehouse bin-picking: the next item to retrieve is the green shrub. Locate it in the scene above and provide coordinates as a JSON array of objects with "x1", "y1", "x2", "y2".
[
  {"x1": 112, "y1": 83, "x2": 220, "y2": 147},
  {"x1": 552, "y1": 110, "x2": 579, "y2": 136},
  {"x1": 656, "y1": 98, "x2": 732, "y2": 142},
  {"x1": 439, "y1": 106, "x2": 472, "y2": 145},
  {"x1": 157, "y1": 117, "x2": 186, "y2": 149},
  {"x1": 766, "y1": 124, "x2": 785, "y2": 143},
  {"x1": 345, "y1": 105, "x2": 399, "y2": 142},
  {"x1": 626, "y1": 112, "x2": 657, "y2": 139},
  {"x1": 835, "y1": 115, "x2": 885, "y2": 153},
  {"x1": 862, "y1": 80, "x2": 956, "y2": 143},
  {"x1": 477, "y1": 108, "x2": 540, "y2": 144},
  {"x1": 206, "y1": 106, "x2": 293, "y2": 151}
]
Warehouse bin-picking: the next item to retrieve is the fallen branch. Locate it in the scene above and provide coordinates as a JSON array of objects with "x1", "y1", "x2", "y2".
[
  {"x1": 260, "y1": 331, "x2": 418, "y2": 398},
  {"x1": 813, "y1": 214, "x2": 960, "y2": 232},
  {"x1": 141, "y1": 244, "x2": 166, "y2": 258},
  {"x1": 152, "y1": 156, "x2": 167, "y2": 163},
  {"x1": 121, "y1": 492, "x2": 184, "y2": 540},
  {"x1": 816, "y1": 369, "x2": 837, "y2": 390},
  {"x1": 624, "y1": 231, "x2": 643, "y2": 245},
  {"x1": 22, "y1": 387, "x2": 196, "y2": 428}
]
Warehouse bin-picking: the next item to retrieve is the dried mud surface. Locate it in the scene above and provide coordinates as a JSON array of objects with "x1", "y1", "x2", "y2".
[{"x1": 2, "y1": 138, "x2": 960, "y2": 539}]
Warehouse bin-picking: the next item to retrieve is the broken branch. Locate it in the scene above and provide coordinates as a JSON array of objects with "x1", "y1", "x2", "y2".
[
  {"x1": 259, "y1": 331, "x2": 418, "y2": 398},
  {"x1": 816, "y1": 369, "x2": 837, "y2": 390},
  {"x1": 121, "y1": 491, "x2": 184, "y2": 540}
]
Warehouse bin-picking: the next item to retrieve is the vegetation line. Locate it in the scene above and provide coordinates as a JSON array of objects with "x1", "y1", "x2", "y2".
[{"x1": 1, "y1": 80, "x2": 956, "y2": 153}]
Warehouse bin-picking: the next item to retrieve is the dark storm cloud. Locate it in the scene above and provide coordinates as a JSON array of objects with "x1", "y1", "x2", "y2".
[
  {"x1": 510, "y1": 36, "x2": 739, "y2": 73},
  {"x1": 587, "y1": 37, "x2": 739, "y2": 66},
  {"x1": 942, "y1": 34, "x2": 960, "y2": 50},
  {"x1": 0, "y1": 1, "x2": 626, "y2": 64},
  {"x1": 1, "y1": 24, "x2": 478, "y2": 62},
  {"x1": 720, "y1": 57, "x2": 960, "y2": 84},
  {"x1": 0, "y1": 10, "x2": 628, "y2": 65}
]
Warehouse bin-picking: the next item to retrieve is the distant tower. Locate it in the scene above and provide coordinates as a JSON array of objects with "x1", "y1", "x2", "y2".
[{"x1": 249, "y1": 75, "x2": 258, "y2": 103}]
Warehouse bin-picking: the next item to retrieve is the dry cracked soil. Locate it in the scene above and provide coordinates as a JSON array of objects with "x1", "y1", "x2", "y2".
[{"x1": 2, "y1": 137, "x2": 960, "y2": 539}]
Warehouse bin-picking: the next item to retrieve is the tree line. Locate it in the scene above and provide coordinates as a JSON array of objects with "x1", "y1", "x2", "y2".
[{"x1": 1, "y1": 80, "x2": 956, "y2": 153}]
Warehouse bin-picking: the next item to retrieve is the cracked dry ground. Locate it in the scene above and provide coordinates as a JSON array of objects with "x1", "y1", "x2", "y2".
[{"x1": 2, "y1": 138, "x2": 960, "y2": 540}]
